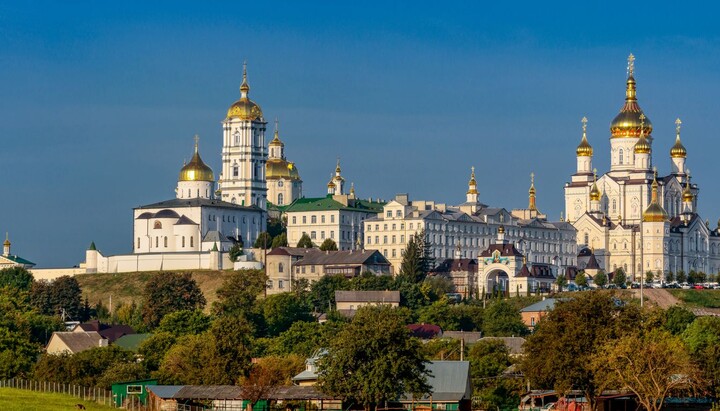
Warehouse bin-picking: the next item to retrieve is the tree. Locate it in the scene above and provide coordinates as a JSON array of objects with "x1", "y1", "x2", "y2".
[
  {"x1": 254, "y1": 232, "x2": 273, "y2": 249},
  {"x1": 213, "y1": 269, "x2": 266, "y2": 317},
  {"x1": 482, "y1": 299, "x2": 528, "y2": 337},
  {"x1": 677, "y1": 270, "x2": 687, "y2": 284},
  {"x1": 318, "y1": 306, "x2": 431, "y2": 411},
  {"x1": 666, "y1": 271, "x2": 675, "y2": 283},
  {"x1": 645, "y1": 270, "x2": 654, "y2": 283},
  {"x1": 468, "y1": 339, "x2": 521, "y2": 411},
  {"x1": 593, "y1": 270, "x2": 607, "y2": 288},
  {"x1": 229, "y1": 242, "x2": 244, "y2": 262},
  {"x1": 112, "y1": 301, "x2": 145, "y2": 332},
  {"x1": 241, "y1": 355, "x2": 305, "y2": 410},
  {"x1": 575, "y1": 272, "x2": 588, "y2": 287},
  {"x1": 556, "y1": 273, "x2": 568, "y2": 291},
  {"x1": 156, "y1": 309, "x2": 211, "y2": 337},
  {"x1": 664, "y1": 306, "x2": 696, "y2": 335},
  {"x1": 349, "y1": 271, "x2": 394, "y2": 291},
  {"x1": 137, "y1": 332, "x2": 177, "y2": 372},
  {"x1": 97, "y1": 362, "x2": 148, "y2": 389},
  {"x1": 0, "y1": 266, "x2": 34, "y2": 291},
  {"x1": 308, "y1": 274, "x2": 350, "y2": 313},
  {"x1": 683, "y1": 317, "x2": 720, "y2": 396},
  {"x1": 612, "y1": 268, "x2": 626, "y2": 287},
  {"x1": 157, "y1": 334, "x2": 226, "y2": 385},
  {"x1": 141, "y1": 272, "x2": 206, "y2": 328},
  {"x1": 521, "y1": 292, "x2": 642, "y2": 410},
  {"x1": 296, "y1": 233, "x2": 314, "y2": 248},
  {"x1": 33, "y1": 346, "x2": 134, "y2": 388},
  {"x1": 259, "y1": 293, "x2": 313, "y2": 337},
  {"x1": 397, "y1": 230, "x2": 433, "y2": 284},
  {"x1": 269, "y1": 321, "x2": 330, "y2": 358},
  {"x1": 592, "y1": 329, "x2": 703, "y2": 411},
  {"x1": 30, "y1": 276, "x2": 83, "y2": 320},
  {"x1": 271, "y1": 232, "x2": 288, "y2": 248},
  {"x1": 319, "y1": 238, "x2": 338, "y2": 251}
]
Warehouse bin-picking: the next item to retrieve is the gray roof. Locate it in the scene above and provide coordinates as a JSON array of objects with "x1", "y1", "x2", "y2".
[
  {"x1": 401, "y1": 361, "x2": 472, "y2": 402},
  {"x1": 267, "y1": 247, "x2": 316, "y2": 257},
  {"x1": 49, "y1": 331, "x2": 105, "y2": 353},
  {"x1": 335, "y1": 290, "x2": 400, "y2": 303},
  {"x1": 521, "y1": 298, "x2": 558, "y2": 313},
  {"x1": 478, "y1": 337, "x2": 526, "y2": 355},
  {"x1": 441, "y1": 331, "x2": 482, "y2": 344},
  {"x1": 147, "y1": 385, "x2": 184, "y2": 399},
  {"x1": 202, "y1": 230, "x2": 227, "y2": 242},
  {"x1": 174, "y1": 215, "x2": 198, "y2": 225},
  {"x1": 175, "y1": 385, "x2": 242, "y2": 400},
  {"x1": 294, "y1": 249, "x2": 390, "y2": 267},
  {"x1": 136, "y1": 197, "x2": 263, "y2": 212}
]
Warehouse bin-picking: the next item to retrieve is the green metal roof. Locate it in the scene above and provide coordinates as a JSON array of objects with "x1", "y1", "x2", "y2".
[
  {"x1": 114, "y1": 333, "x2": 152, "y2": 352},
  {"x1": 1, "y1": 254, "x2": 35, "y2": 266},
  {"x1": 284, "y1": 195, "x2": 384, "y2": 213}
]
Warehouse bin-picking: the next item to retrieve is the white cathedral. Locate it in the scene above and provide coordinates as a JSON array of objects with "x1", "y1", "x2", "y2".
[
  {"x1": 565, "y1": 55, "x2": 720, "y2": 279},
  {"x1": 83, "y1": 64, "x2": 303, "y2": 274}
]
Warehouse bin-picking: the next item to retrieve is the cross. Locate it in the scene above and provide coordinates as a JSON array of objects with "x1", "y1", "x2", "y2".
[
  {"x1": 581, "y1": 116, "x2": 588, "y2": 133},
  {"x1": 530, "y1": 172, "x2": 535, "y2": 185},
  {"x1": 627, "y1": 53, "x2": 635, "y2": 77},
  {"x1": 275, "y1": 117, "x2": 279, "y2": 132},
  {"x1": 593, "y1": 168, "x2": 597, "y2": 179},
  {"x1": 653, "y1": 166, "x2": 658, "y2": 179},
  {"x1": 675, "y1": 118, "x2": 682, "y2": 135},
  {"x1": 471, "y1": 166, "x2": 475, "y2": 176},
  {"x1": 193, "y1": 134, "x2": 200, "y2": 151}
]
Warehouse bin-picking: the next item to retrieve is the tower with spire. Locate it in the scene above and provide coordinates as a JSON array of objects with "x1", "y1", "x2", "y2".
[
  {"x1": 265, "y1": 119, "x2": 303, "y2": 206},
  {"x1": 642, "y1": 170, "x2": 669, "y2": 273},
  {"x1": 218, "y1": 62, "x2": 268, "y2": 208}
]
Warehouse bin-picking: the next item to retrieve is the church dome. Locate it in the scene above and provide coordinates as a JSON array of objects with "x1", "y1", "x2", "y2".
[
  {"x1": 179, "y1": 140, "x2": 214, "y2": 182},
  {"x1": 266, "y1": 159, "x2": 301, "y2": 180},
  {"x1": 576, "y1": 135, "x2": 593, "y2": 157},
  {"x1": 634, "y1": 133, "x2": 651, "y2": 154},
  {"x1": 643, "y1": 175, "x2": 668, "y2": 223},
  {"x1": 226, "y1": 64, "x2": 263, "y2": 121},
  {"x1": 682, "y1": 181, "x2": 693, "y2": 203},
  {"x1": 670, "y1": 135, "x2": 687, "y2": 158},
  {"x1": 589, "y1": 181, "x2": 601, "y2": 202},
  {"x1": 610, "y1": 55, "x2": 652, "y2": 138}
]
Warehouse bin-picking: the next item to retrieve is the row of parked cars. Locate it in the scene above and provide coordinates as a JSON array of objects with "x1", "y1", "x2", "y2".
[{"x1": 628, "y1": 282, "x2": 720, "y2": 289}]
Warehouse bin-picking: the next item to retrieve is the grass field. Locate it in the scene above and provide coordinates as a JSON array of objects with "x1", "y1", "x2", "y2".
[
  {"x1": 75, "y1": 269, "x2": 235, "y2": 311},
  {"x1": 667, "y1": 289, "x2": 720, "y2": 308},
  {"x1": 0, "y1": 387, "x2": 116, "y2": 411}
]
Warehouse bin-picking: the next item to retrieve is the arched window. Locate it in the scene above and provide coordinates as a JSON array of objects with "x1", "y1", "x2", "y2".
[
  {"x1": 619, "y1": 149, "x2": 624, "y2": 165},
  {"x1": 155, "y1": 237, "x2": 159, "y2": 248},
  {"x1": 279, "y1": 263, "x2": 284, "y2": 273},
  {"x1": 137, "y1": 238, "x2": 140, "y2": 249},
  {"x1": 278, "y1": 193, "x2": 284, "y2": 205},
  {"x1": 164, "y1": 237, "x2": 168, "y2": 247},
  {"x1": 190, "y1": 236, "x2": 194, "y2": 247},
  {"x1": 182, "y1": 236, "x2": 186, "y2": 247},
  {"x1": 154, "y1": 221, "x2": 162, "y2": 229}
]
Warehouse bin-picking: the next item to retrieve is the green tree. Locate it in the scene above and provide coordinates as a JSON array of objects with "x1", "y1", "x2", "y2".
[
  {"x1": 0, "y1": 267, "x2": 34, "y2": 291},
  {"x1": 593, "y1": 329, "x2": 702, "y2": 411},
  {"x1": 397, "y1": 230, "x2": 433, "y2": 284},
  {"x1": 645, "y1": 270, "x2": 654, "y2": 283},
  {"x1": 141, "y1": 272, "x2": 206, "y2": 328},
  {"x1": 593, "y1": 270, "x2": 607, "y2": 288},
  {"x1": 97, "y1": 362, "x2": 148, "y2": 389},
  {"x1": 271, "y1": 232, "x2": 288, "y2": 248},
  {"x1": 30, "y1": 276, "x2": 83, "y2": 320},
  {"x1": 677, "y1": 270, "x2": 687, "y2": 284},
  {"x1": 156, "y1": 309, "x2": 211, "y2": 337},
  {"x1": 228, "y1": 242, "x2": 244, "y2": 262},
  {"x1": 318, "y1": 306, "x2": 431, "y2": 411},
  {"x1": 349, "y1": 271, "x2": 395, "y2": 291},
  {"x1": 33, "y1": 346, "x2": 134, "y2": 388},
  {"x1": 319, "y1": 238, "x2": 338, "y2": 251},
  {"x1": 664, "y1": 306, "x2": 696, "y2": 335},
  {"x1": 259, "y1": 293, "x2": 313, "y2": 337},
  {"x1": 254, "y1": 232, "x2": 273, "y2": 249},
  {"x1": 468, "y1": 339, "x2": 520, "y2": 410},
  {"x1": 482, "y1": 300, "x2": 528, "y2": 337},
  {"x1": 296, "y1": 233, "x2": 314, "y2": 248},
  {"x1": 269, "y1": 321, "x2": 331, "y2": 357},
  {"x1": 137, "y1": 332, "x2": 177, "y2": 372},
  {"x1": 424, "y1": 276, "x2": 455, "y2": 296},
  {"x1": 308, "y1": 274, "x2": 350, "y2": 313},
  {"x1": 556, "y1": 273, "x2": 568, "y2": 291},
  {"x1": 267, "y1": 217, "x2": 285, "y2": 238},
  {"x1": 157, "y1": 334, "x2": 226, "y2": 385},
  {"x1": 666, "y1": 271, "x2": 675, "y2": 283},
  {"x1": 112, "y1": 301, "x2": 145, "y2": 332},
  {"x1": 612, "y1": 268, "x2": 626, "y2": 287},
  {"x1": 575, "y1": 272, "x2": 588, "y2": 287},
  {"x1": 209, "y1": 315, "x2": 254, "y2": 382},
  {"x1": 213, "y1": 269, "x2": 266, "y2": 317},
  {"x1": 521, "y1": 292, "x2": 641, "y2": 410}
]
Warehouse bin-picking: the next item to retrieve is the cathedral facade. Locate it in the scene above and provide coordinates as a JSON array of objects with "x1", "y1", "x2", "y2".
[{"x1": 564, "y1": 55, "x2": 720, "y2": 279}]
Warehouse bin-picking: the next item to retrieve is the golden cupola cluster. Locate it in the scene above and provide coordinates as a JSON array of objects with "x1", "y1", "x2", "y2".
[
  {"x1": 589, "y1": 172, "x2": 601, "y2": 201},
  {"x1": 467, "y1": 166, "x2": 478, "y2": 195},
  {"x1": 634, "y1": 117, "x2": 652, "y2": 154},
  {"x1": 610, "y1": 54, "x2": 653, "y2": 138},
  {"x1": 670, "y1": 118, "x2": 687, "y2": 158},
  {"x1": 643, "y1": 171, "x2": 669, "y2": 223},
  {"x1": 576, "y1": 117, "x2": 593, "y2": 157},
  {"x1": 227, "y1": 62, "x2": 263, "y2": 121},
  {"x1": 179, "y1": 136, "x2": 214, "y2": 182}
]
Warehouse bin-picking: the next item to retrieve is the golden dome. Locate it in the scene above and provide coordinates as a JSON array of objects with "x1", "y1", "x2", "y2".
[
  {"x1": 467, "y1": 166, "x2": 478, "y2": 195},
  {"x1": 3, "y1": 233, "x2": 9, "y2": 247},
  {"x1": 327, "y1": 179, "x2": 336, "y2": 189},
  {"x1": 266, "y1": 159, "x2": 301, "y2": 180},
  {"x1": 610, "y1": 55, "x2": 652, "y2": 138},
  {"x1": 589, "y1": 181, "x2": 601, "y2": 202},
  {"x1": 643, "y1": 174, "x2": 668, "y2": 223},
  {"x1": 634, "y1": 133, "x2": 651, "y2": 154},
  {"x1": 682, "y1": 180, "x2": 693, "y2": 203},
  {"x1": 179, "y1": 139, "x2": 214, "y2": 182},
  {"x1": 226, "y1": 63, "x2": 263, "y2": 121},
  {"x1": 576, "y1": 117, "x2": 593, "y2": 156},
  {"x1": 269, "y1": 129, "x2": 284, "y2": 147},
  {"x1": 498, "y1": 225, "x2": 505, "y2": 234}
]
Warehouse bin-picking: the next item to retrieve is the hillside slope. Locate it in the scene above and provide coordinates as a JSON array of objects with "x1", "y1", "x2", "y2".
[{"x1": 76, "y1": 270, "x2": 236, "y2": 311}]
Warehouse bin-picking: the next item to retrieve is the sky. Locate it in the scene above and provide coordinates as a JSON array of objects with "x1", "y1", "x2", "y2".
[{"x1": 2, "y1": 1, "x2": 720, "y2": 267}]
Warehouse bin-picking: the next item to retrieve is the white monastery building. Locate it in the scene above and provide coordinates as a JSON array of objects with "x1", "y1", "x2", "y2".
[{"x1": 565, "y1": 54, "x2": 720, "y2": 279}]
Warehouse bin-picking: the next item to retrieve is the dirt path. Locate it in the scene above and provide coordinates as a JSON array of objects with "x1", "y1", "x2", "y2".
[{"x1": 632, "y1": 288, "x2": 681, "y2": 309}]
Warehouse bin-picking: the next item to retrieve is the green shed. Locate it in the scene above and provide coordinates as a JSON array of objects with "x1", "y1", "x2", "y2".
[{"x1": 111, "y1": 378, "x2": 158, "y2": 407}]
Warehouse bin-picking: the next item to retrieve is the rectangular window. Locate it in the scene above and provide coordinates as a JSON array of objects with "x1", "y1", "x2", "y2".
[
  {"x1": 375, "y1": 236, "x2": 379, "y2": 244},
  {"x1": 392, "y1": 235, "x2": 396, "y2": 243},
  {"x1": 392, "y1": 249, "x2": 396, "y2": 257},
  {"x1": 279, "y1": 280, "x2": 284, "y2": 289},
  {"x1": 190, "y1": 236, "x2": 194, "y2": 247},
  {"x1": 321, "y1": 215, "x2": 325, "y2": 223},
  {"x1": 127, "y1": 386, "x2": 142, "y2": 394},
  {"x1": 292, "y1": 216, "x2": 297, "y2": 224},
  {"x1": 386, "y1": 211, "x2": 392, "y2": 217},
  {"x1": 330, "y1": 231, "x2": 335, "y2": 239},
  {"x1": 392, "y1": 224, "x2": 396, "y2": 230},
  {"x1": 321, "y1": 231, "x2": 325, "y2": 239},
  {"x1": 311, "y1": 266, "x2": 315, "y2": 273},
  {"x1": 400, "y1": 235, "x2": 405, "y2": 243},
  {"x1": 311, "y1": 231, "x2": 316, "y2": 239},
  {"x1": 311, "y1": 216, "x2": 317, "y2": 224},
  {"x1": 267, "y1": 280, "x2": 273, "y2": 289},
  {"x1": 410, "y1": 223, "x2": 414, "y2": 229},
  {"x1": 331, "y1": 215, "x2": 335, "y2": 223},
  {"x1": 375, "y1": 224, "x2": 379, "y2": 230},
  {"x1": 396, "y1": 210, "x2": 401, "y2": 217},
  {"x1": 367, "y1": 236, "x2": 371, "y2": 244},
  {"x1": 383, "y1": 236, "x2": 388, "y2": 244},
  {"x1": 302, "y1": 216, "x2": 307, "y2": 224}
]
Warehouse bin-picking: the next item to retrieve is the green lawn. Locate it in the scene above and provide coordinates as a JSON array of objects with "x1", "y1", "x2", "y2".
[
  {"x1": 667, "y1": 289, "x2": 720, "y2": 308},
  {"x1": 0, "y1": 387, "x2": 117, "y2": 411}
]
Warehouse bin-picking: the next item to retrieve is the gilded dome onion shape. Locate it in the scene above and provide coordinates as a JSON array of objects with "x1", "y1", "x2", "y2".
[
  {"x1": 610, "y1": 54, "x2": 653, "y2": 138},
  {"x1": 179, "y1": 138, "x2": 214, "y2": 182},
  {"x1": 227, "y1": 63, "x2": 263, "y2": 121}
]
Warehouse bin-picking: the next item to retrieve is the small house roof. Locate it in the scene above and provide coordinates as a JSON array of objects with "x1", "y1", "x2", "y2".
[
  {"x1": 49, "y1": 331, "x2": 105, "y2": 354},
  {"x1": 335, "y1": 290, "x2": 400, "y2": 303},
  {"x1": 401, "y1": 361, "x2": 471, "y2": 402},
  {"x1": 520, "y1": 298, "x2": 558, "y2": 313}
]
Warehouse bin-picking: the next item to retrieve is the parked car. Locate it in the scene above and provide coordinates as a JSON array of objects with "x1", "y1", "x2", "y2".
[
  {"x1": 693, "y1": 284, "x2": 704, "y2": 290},
  {"x1": 630, "y1": 283, "x2": 640, "y2": 289},
  {"x1": 681, "y1": 283, "x2": 691, "y2": 289}
]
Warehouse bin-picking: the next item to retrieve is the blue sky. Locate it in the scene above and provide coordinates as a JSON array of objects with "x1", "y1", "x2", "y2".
[{"x1": 2, "y1": 2, "x2": 720, "y2": 267}]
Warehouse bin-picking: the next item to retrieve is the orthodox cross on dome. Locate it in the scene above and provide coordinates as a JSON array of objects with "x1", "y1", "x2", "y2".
[
  {"x1": 627, "y1": 53, "x2": 635, "y2": 77},
  {"x1": 194, "y1": 134, "x2": 200, "y2": 152},
  {"x1": 530, "y1": 172, "x2": 534, "y2": 184},
  {"x1": 676, "y1": 117, "x2": 682, "y2": 135},
  {"x1": 471, "y1": 166, "x2": 475, "y2": 175},
  {"x1": 275, "y1": 117, "x2": 279, "y2": 132},
  {"x1": 581, "y1": 116, "x2": 588, "y2": 133}
]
